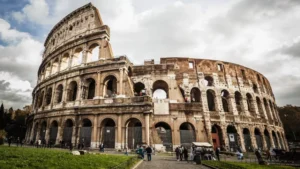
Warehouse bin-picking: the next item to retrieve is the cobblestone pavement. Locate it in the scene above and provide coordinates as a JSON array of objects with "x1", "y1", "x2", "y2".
[{"x1": 136, "y1": 155, "x2": 210, "y2": 169}]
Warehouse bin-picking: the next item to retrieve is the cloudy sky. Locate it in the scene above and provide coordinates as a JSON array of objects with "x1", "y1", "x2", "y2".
[{"x1": 0, "y1": 0, "x2": 299, "y2": 109}]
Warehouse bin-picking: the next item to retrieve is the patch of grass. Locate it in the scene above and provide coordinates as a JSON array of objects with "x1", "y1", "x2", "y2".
[
  {"x1": 202, "y1": 161, "x2": 294, "y2": 169},
  {"x1": 0, "y1": 146, "x2": 138, "y2": 169}
]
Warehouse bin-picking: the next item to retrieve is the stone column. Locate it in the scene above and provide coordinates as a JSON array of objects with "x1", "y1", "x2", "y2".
[
  {"x1": 144, "y1": 113, "x2": 150, "y2": 145},
  {"x1": 56, "y1": 126, "x2": 62, "y2": 144},
  {"x1": 62, "y1": 78, "x2": 68, "y2": 103},
  {"x1": 50, "y1": 83, "x2": 56, "y2": 108},
  {"x1": 82, "y1": 49, "x2": 88, "y2": 64},
  {"x1": 204, "y1": 113, "x2": 213, "y2": 144},
  {"x1": 117, "y1": 114, "x2": 122, "y2": 149},
  {"x1": 91, "y1": 115, "x2": 98, "y2": 148},
  {"x1": 68, "y1": 55, "x2": 73, "y2": 69},
  {"x1": 250, "y1": 128, "x2": 258, "y2": 150},
  {"x1": 261, "y1": 132, "x2": 268, "y2": 151},
  {"x1": 242, "y1": 96, "x2": 250, "y2": 116},
  {"x1": 95, "y1": 71, "x2": 102, "y2": 99},
  {"x1": 236, "y1": 126, "x2": 246, "y2": 152},
  {"x1": 72, "y1": 126, "x2": 77, "y2": 146},
  {"x1": 57, "y1": 56, "x2": 62, "y2": 73},
  {"x1": 228, "y1": 96, "x2": 238, "y2": 115},
  {"x1": 118, "y1": 68, "x2": 124, "y2": 97}
]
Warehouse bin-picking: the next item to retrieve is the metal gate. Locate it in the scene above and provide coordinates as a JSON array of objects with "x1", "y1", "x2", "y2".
[
  {"x1": 49, "y1": 127, "x2": 58, "y2": 144},
  {"x1": 33, "y1": 127, "x2": 38, "y2": 142},
  {"x1": 180, "y1": 130, "x2": 196, "y2": 148},
  {"x1": 157, "y1": 129, "x2": 173, "y2": 151},
  {"x1": 243, "y1": 134, "x2": 253, "y2": 152},
  {"x1": 63, "y1": 127, "x2": 73, "y2": 143},
  {"x1": 103, "y1": 127, "x2": 115, "y2": 148},
  {"x1": 80, "y1": 127, "x2": 92, "y2": 147},
  {"x1": 40, "y1": 127, "x2": 46, "y2": 141},
  {"x1": 255, "y1": 135, "x2": 263, "y2": 150},
  {"x1": 228, "y1": 133, "x2": 238, "y2": 152},
  {"x1": 265, "y1": 136, "x2": 271, "y2": 149},
  {"x1": 127, "y1": 127, "x2": 142, "y2": 149}
]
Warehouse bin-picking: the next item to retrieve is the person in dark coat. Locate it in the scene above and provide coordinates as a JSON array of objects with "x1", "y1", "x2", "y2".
[
  {"x1": 179, "y1": 146, "x2": 184, "y2": 161},
  {"x1": 183, "y1": 147, "x2": 188, "y2": 162},
  {"x1": 175, "y1": 147, "x2": 180, "y2": 161},
  {"x1": 145, "y1": 146, "x2": 153, "y2": 161},
  {"x1": 8, "y1": 137, "x2": 12, "y2": 147},
  {"x1": 216, "y1": 147, "x2": 220, "y2": 161}
]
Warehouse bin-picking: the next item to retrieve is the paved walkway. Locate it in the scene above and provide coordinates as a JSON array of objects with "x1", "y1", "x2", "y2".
[{"x1": 136, "y1": 155, "x2": 210, "y2": 169}]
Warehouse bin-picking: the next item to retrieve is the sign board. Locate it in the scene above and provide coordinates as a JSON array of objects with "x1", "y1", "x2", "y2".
[
  {"x1": 229, "y1": 134, "x2": 235, "y2": 142},
  {"x1": 106, "y1": 130, "x2": 110, "y2": 133}
]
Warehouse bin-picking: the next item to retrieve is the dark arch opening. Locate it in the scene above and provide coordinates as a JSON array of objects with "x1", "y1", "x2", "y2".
[
  {"x1": 68, "y1": 81, "x2": 77, "y2": 101},
  {"x1": 49, "y1": 121, "x2": 58, "y2": 144},
  {"x1": 40, "y1": 121, "x2": 47, "y2": 141},
  {"x1": 227, "y1": 125, "x2": 238, "y2": 152},
  {"x1": 264, "y1": 129, "x2": 271, "y2": 149},
  {"x1": 180, "y1": 122, "x2": 196, "y2": 148},
  {"x1": 152, "y1": 80, "x2": 169, "y2": 99},
  {"x1": 272, "y1": 131, "x2": 279, "y2": 148},
  {"x1": 134, "y1": 82, "x2": 145, "y2": 96},
  {"x1": 55, "y1": 85, "x2": 63, "y2": 103},
  {"x1": 126, "y1": 118, "x2": 142, "y2": 149},
  {"x1": 204, "y1": 76, "x2": 214, "y2": 86},
  {"x1": 46, "y1": 88, "x2": 52, "y2": 105},
  {"x1": 80, "y1": 119, "x2": 92, "y2": 147},
  {"x1": 211, "y1": 124, "x2": 224, "y2": 150},
  {"x1": 243, "y1": 128, "x2": 252, "y2": 152},
  {"x1": 253, "y1": 84, "x2": 259, "y2": 94},
  {"x1": 155, "y1": 122, "x2": 173, "y2": 151},
  {"x1": 101, "y1": 118, "x2": 116, "y2": 148},
  {"x1": 255, "y1": 128, "x2": 263, "y2": 150},
  {"x1": 221, "y1": 90, "x2": 229, "y2": 112},
  {"x1": 190, "y1": 87, "x2": 201, "y2": 102},
  {"x1": 87, "y1": 78, "x2": 96, "y2": 99},
  {"x1": 207, "y1": 90, "x2": 216, "y2": 111},
  {"x1": 235, "y1": 91, "x2": 242, "y2": 112},
  {"x1": 256, "y1": 97, "x2": 264, "y2": 118},
  {"x1": 104, "y1": 75, "x2": 117, "y2": 97},
  {"x1": 63, "y1": 119, "x2": 73, "y2": 144}
]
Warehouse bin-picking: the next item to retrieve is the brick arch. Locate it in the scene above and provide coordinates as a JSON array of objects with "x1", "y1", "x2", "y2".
[
  {"x1": 80, "y1": 117, "x2": 93, "y2": 127},
  {"x1": 99, "y1": 116, "x2": 118, "y2": 127},
  {"x1": 101, "y1": 73, "x2": 120, "y2": 82},
  {"x1": 87, "y1": 40, "x2": 101, "y2": 49},
  {"x1": 153, "y1": 121, "x2": 172, "y2": 130},
  {"x1": 123, "y1": 116, "x2": 144, "y2": 127},
  {"x1": 49, "y1": 119, "x2": 61, "y2": 127},
  {"x1": 62, "y1": 118, "x2": 76, "y2": 127}
]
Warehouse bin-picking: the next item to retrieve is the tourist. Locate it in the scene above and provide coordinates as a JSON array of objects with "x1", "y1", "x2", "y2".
[
  {"x1": 8, "y1": 136, "x2": 12, "y2": 147},
  {"x1": 270, "y1": 148, "x2": 277, "y2": 160},
  {"x1": 38, "y1": 139, "x2": 41, "y2": 148},
  {"x1": 145, "y1": 146, "x2": 152, "y2": 161},
  {"x1": 99, "y1": 143, "x2": 104, "y2": 152},
  {"x1": 124, "y1": 146, "x2": 128, "y2": 156},
  {"x1": 266, "y1": 148, "x2": 271, "y2": 161},
  {"x1": 179, "y1": 146, "x2": 184, "y2": 161},
  {"x1": 69, "y1": 142, "x2": 73, "y2": 151},
  {"x1": 16, "y1": 137, "x2": 20, "y2": 147},
  {"x1": 216, "y1": 147, "x2": 220, "y2": 161},
  {"x1": 138, "y1": 146, "x2": 144, "y2": 160},
  {"x1": 20, "y1": 138, "x2": 24, "y2": 147},
  {"x1": 175, "y1": 146, "x2": 180, "y2": 161},
  {"x1": 236, "y1": 150, "x2": 243, "y2": 160},
  {"x1": 183, "y1": 147, "x2": 188, "y2": 162}
]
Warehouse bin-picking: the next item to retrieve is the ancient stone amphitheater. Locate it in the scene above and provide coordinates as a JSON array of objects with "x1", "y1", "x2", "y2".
[{"x1": 25, "y1": 3, "x2": 287, "y2": 152}]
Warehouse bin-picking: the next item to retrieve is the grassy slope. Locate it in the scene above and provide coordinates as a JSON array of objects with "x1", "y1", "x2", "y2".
[
  {"x1": 202, "y1": 161, "x2": 295, "y2": 169},
  {"x1": 0, "y1": 146, "x2": 136, "y2": 169}
]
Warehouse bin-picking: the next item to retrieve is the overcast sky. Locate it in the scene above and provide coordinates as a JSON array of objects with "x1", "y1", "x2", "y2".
[{"x1": 0, "y1": 0, "x2": 299, "y2": 109}]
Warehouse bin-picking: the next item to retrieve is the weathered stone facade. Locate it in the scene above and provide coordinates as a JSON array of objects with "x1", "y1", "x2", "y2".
[{"x1": 25, "y1": 3, "x2": 287, "y2": 152}]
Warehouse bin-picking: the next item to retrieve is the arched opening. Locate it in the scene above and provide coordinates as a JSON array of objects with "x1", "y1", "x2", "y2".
[
  {"x1": 227, "y1": 125, "x2": 238, "y2": 152},
  {"x1": 272, "y1": 131, "x2": 279, "y2": 148},
  {"x1": 221, "y1": 90, "x2": 229, "y2": 112},
  {"x1": 55, "y1": 85, "x2": 63, "y2": 103},
  {"x1": 246, "y1": 93, "x2": 255, "y2": 116},
  {"x1": 256, "y1": 97, "x2": 264, "y2": 118},
  {"x1": 40, "y1": 121, "x2": 47, "y2": 141},
  {"x1": 211, "y1": 124, "x2": 224, "y2": 150},
  {"x1": 80, "y1": 119, "x2": 92, "y2": 147},
  {"x1": 179, "y1": 87, "x2": 186, "y2": 102},
  {"x1": 60, "y1": 53, "x2": 69, "y2": 71},
  {"x1": 33, "y1": 123, "x2": 39, "y2": 143},
  {"x1": 72, "y1": 48, "x2": 83, "y2": 66},
  {"x1": 45, "y1": 64, "x2": 51, "y2": 78},
  {"x1": 243, "y1": 128, "x2": 253, "y2": 152},
  {"x1": 264, "y1": 129, "x2": 271, "y2": 149},
  {"x1": 134, "y1": 82, "x2": 145, "y2": 96},
  {"x1": 128, "y1": 67, "x2": 133, "y2": 77},
  {"x1": 63, "y1": 119, "x2": 73, "y2": 144},
  {"x1": 263, "y1": 98, "x2": 272, "y2": 120},
  {"x1": 103, "y1": 75, "x2": 117, "y2": 97},
  {"x1": 51, "y1": 59, "x2": 59, "y2": 74},
  {"x1": 235, "y1": 91, "x2": 242, "y2": 113},
  {"x1": 100, "y1": 118, "x2": 115, "y2": 148},
  {"x1": 207, "y1": 89, "x2": 216, "y2": 111},
  {"x1": 67, "y1": 81, "x2": 77, "y2": 101},
  {"x1": 180, "y1": 122, "x2": 196, "y2": 148},
  {"x1": 86, "y1": 78, "x2": 96, "y2": 99},
  {"x1": 204, "y1": 76, "x2": 214, "y2": 86},
  {"x1": 155, "y1": 122, "x2": 173, "y2": 151},
  {"x1": 152, "y1": 80, "x2": 169, "y2": 99},
  {"x1": 255, "y1": 128, "x2": 263, "y2": 150},
  {"x1": 126, "y1": 118, "x2": 142, "y2": 149},
  {"x1": 87, "y1": 44, "x2": 99, "y2": 62},
  {"x1": 278, "y1": 131, "x2": 284, "y2": 149},
  {"x1": 253, "y1": 84, "x2": 259, "y2": 94},
  {"x1": 45, "y1": 88, "x2": 52, "y2": 105},
  {"x1": 49, "y1": 121, "x2": 58, "y2": 144},
  {"x1": 269, "y1": 100, "x2": 275, "y2": 120},
  {"x1": 190, "y1": 87, "x2": 201, "y2": 102},
  {"x1": 38, "y1": 91, "x2": 44, "y2": 108}
]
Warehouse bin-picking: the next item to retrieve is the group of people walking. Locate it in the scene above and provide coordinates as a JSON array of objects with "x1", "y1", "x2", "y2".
[
  {"x1": 175, "y1": 146, "x2": 189, "y2": 161},
  {"x1": 136, "y1": 145, "x2": 153, "y2": 161},
  {"x1": 7, "y1": 137, "x2": 24, "y2": 147}
]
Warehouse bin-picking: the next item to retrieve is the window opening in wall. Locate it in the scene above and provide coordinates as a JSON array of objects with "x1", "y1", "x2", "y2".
[
  {"x1": 87, "y1": 44, "x2": 99, "y2": 63},
  {"x1": 104, "y1": 76, "x2": 117, "y2": 97},
  {"x1": 221, "y1": 90, "x2": 229, "y2": 112},
  {"x1": 253, "y1": 84, "x2": 258, "y2": 94},
  {"x1": 241, "y1": 69, "x2": 246, "y2": 79},
  {"x1": 87, "y1": 79, "x2": 96, "y2": 99},
  {"x1": 190, "y1": 88, "x2": 201, "y2": 102},
  {"x1": 134, "y1": 82, "x2": 145, "y2": 96},
  {"x1": 204, "y1": 76, "x2": 214, "y2": 86},
  {"x1": 217, "y1": 64, "x2": 223, "y2": 71},
  {"x1": 206, "y1": 90, "x2": 215, "y2": 111},
  {"x1": 189, "y1": 61, "x2": 194, "y2": 69},
  {"x1": 152, "y1": 80, "x2": 169, "y2": 99}
]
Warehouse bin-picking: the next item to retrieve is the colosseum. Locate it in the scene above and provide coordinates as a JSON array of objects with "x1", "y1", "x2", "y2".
[{"x1": 25, "y1": 3, "x2": 287, "y2": 152}]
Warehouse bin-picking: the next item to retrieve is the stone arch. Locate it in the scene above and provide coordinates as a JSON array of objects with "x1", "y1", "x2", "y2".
[
  {"x1": 84, "y1": 78, "x2": 96, "y2": 99},
  {"x1": 32, "y1": 122, "x2": 39, "y2": 142},
  {"x1": 221, "y1": 90, "x2": 230, "y2": 112},
  {"x1": 277, "y1": 131, "x2": 284, "y2": 149},
  {"x1": 67, "y1": 81, "x2": 78, "y2": 101},
  {"x1": 126, "y1": 118, "x2": 142, "y2": 149},
  {"x1": 154, "y1": 122, "x2": 173, "y2": 151},
  {"x1": 152, "y1": 80, "x2": 169, "y2": 99},
  {"x1": 100, "y1": 118, "x2": 116, "y2": 148},
  {"x1": 264, "y1": 129, "x2": 271, "y2": 149},
  {"x1": 243, "y1": 128, "x2": 253, "y2": 152},
  {"x1": 38, "y1": 90, "x2": 45, "y2": 108},
  {"x1": 49, "y1": 120, "x2": 58, "y2": 144},
  {"x1": 227, "y1": 125, "x2": 238, "y2": 152},
  {"x1": 40, "y1": 121, "x2": 47, "y2": 141},
  {"x1": 234, "y1": 91, "x2": 242, "y2": 113},
  {"x1": 103, "y1": 75, "x2": 118, "y2": 97},
  {"x1": 127, "y1": 66, "x2": 133, "y2": 77},
  {"x1": 45, "y1": 87, "x2": 53, "y2": 105},
  {"x1": 211, "y1": 124, "x2": 224, "y2": 150},
  {"x1": 272, "y1": 130, "x2": 279, "y2": 148},
  {"x1": 80, "y1": 118, "x2": 92, "y2": 147},
  {"x1": 179, "y1": 87, "x2": 186, "y2": 102},
  {"x1": 87, "y1": 43, "x2": 99, "y2": 62},
  {"x1": 72, "y1": 48, "x2": 83, "y2": 66},
  {"x1": 55, "y1": 84, "x2": 63, "y2": 103},
  {"x1": 51, "y1": 58, "x2": 59, "y2": 74},
  {"x1": 253, "y1": 84, "x2": 259, "y2": 94},
  {"x1": 263, "y1": 98, "x2": 272, "y2": 120},
  {"x1": 190, "y1": 87, "x2": 201, "y2": 102},
  {"x1": 134, "y1": 82, "x2": 145, "y2": 96},
  {"x1": 207, "y1": 89, "x2": 216, "y2": 111},
  {"x1": 256, "y1": 97, "x2": 264, "y2": 118},
  {"x1": 246, "y1": 93, "x2": 255, "y2": 116},
  {"x1": 255, "y1": 128, "x2": 263, "y2": 150},
  {"x1": 179, "y1": 122, "x2": 196, "y2": 147},
  {"x1": 204, "y1": 75, "x2": 214, "y2": 86},
  {"x1": 45, "y1": 63, "x2": 51, "y2": 78},
  {"x1": 63, "y1": 119, "x2": 74, "y2": 144},
  {"x1": 60, "y1": 53, "x2": 70, "y2": 71}
]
